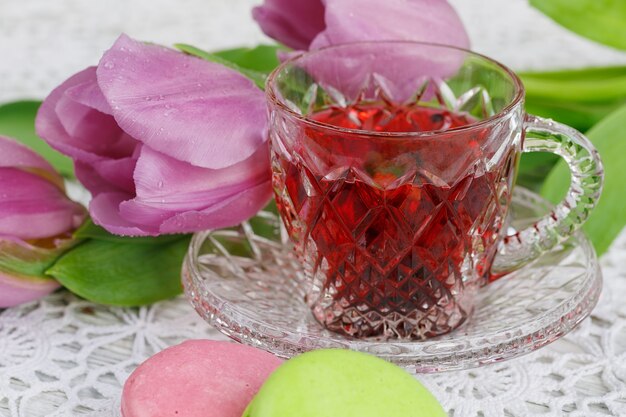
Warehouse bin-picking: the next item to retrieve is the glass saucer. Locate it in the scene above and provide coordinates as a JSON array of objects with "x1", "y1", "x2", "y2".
[{"x1": 182, "y1": 188, "x2": 601, "y2": 373}]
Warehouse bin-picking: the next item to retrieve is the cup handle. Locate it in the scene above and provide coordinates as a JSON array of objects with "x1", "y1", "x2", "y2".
[{"x1": 491, "y1": 114, "x2": 604, "y2": 276}]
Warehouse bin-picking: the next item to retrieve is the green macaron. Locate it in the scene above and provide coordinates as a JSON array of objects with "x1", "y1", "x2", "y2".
[{"x1": 242, "y1": 349, "x2": 446, "y2": 417}]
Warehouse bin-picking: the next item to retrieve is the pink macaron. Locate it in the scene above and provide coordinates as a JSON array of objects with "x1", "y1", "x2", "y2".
[{"x1": 121, "y1": 340, "x2": 282, "y2": 417}]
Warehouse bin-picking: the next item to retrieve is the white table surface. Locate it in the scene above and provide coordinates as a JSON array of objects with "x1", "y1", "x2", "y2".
[{"x1": 1, "y1": 1, "x2": 625, "y2": 416}]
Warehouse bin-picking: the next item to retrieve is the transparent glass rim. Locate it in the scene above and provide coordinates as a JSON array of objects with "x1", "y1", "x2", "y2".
[{"x1": 265, "y1": 40, "x2": 526, "y2": 139}]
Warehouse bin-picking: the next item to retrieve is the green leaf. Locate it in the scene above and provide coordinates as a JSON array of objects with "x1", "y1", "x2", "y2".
[
  {"x1": 74, "y1": 218, "x2": 185, "y2": 245},
  {"x1": 519, "y1": 66, "x2": 626, "y2": 81},
  {"x1": 213, "y1": 44, "x2": 284, "y2": 74},
  {"x1": 524, "y1": 99, "x2": 623, "y2": 133},
  {"x1": 47, "y1": 235, "x2": 191, "y2": 306},
  {"x1": 542, "y1": 104, "x2": 626, "y2": 255},
  {"x1": 175, "y1": 44, "x2": 268, "y2": 89},
  {"x1": 519, "y1": 67, "x2": 626, "y2": 131},
  {"x1": 520, "y1": 72, "x2": 626, "y2": 103},
  {"x1": 0, "y1": 101, "x2": 74, "y2": 177},
  {"x1": 530, "y1": 0, "x2": 626, "y2": 50},
  {"x1": 0, "y1": 237, "x2": 81, "y2": 278},
  {"x1": 517, "y1": 152, "x2": 560, "y2": 192}
]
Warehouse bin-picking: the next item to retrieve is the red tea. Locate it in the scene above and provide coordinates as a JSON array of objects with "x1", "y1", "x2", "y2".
[{"x1": 272, "y1": 102, "x2": 516, "y2": 338}]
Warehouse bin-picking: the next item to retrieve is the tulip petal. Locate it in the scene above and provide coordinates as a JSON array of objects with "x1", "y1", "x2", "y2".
[
  {"x1": 117, "y1": 200, "x2": 173, "y2": 229},
  {"x1": 36, "y1": 67, "x2": 138, "y2": 163},
  {"x1": 92, "y1": 157, "x2": 137, "y2": 194},
  {"x1": 0, "y1": 271, "x2": 60, "y2": 308},
  {"x1": 89, "y1": 192, "x2": 155, "y2": 236},
  {"x1": 116, "y1": 145, "x2": 270, "y2": 232},
  {"x1": 64, "y1": 74, "x2": 113, "y2": 114},
  {"x1": 309, "y1": 0, "x2": 470, "y2": 50},
  {"x1": 75, "y1": 162, "x2": 116, "y2": 196},
  {"x1": 36, "y1": 67, "x2": 103, "y2": 163},
  {"x1": 292, "y1": 41, "x2": 469, "y2": 104},
  {"x1": 55, "y1": 94, "x2": 136, "y2": 159},
  {"x1": 159, "y1": 180, "x2": 273, "y2": 234},
  {"x1": 0, "y1": 135, "x2": 59, "y2": 177},
  {"x1": 96, "y1": 34, "x2": 268, "y2": 170},
  {"x1": 75, "y1": 157, "x2": 137, "y2": 196},
  {"x1": 0, "y1": 168, "x2": 85, "y2": 240},
  {"x1": 253, "y1": 0, "x2": 326, "y2": 50},
  {"x1": 263, "y1": 0, "x2": 471, "y2": 103},
  {"x1": 132, "y1": 145, "x2": 270, "y2": 207}
]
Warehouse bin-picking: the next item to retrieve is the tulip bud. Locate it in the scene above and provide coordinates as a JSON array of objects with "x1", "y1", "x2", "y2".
[{"x1": 0, "y1": 135, "x2": 85, "y2": 307}]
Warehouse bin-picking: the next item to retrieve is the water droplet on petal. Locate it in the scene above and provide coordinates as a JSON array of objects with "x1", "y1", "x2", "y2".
[
  {"x1": 196, "y1": 83, "x2": 202, "y2": 88},
  {"x1": 145, "y1": 96, "x2": 152, "y2": 101},
  {"x1": 157, "y1": 180, "x2": 164, "y2": 188},
  {"x1": 103, "y1": 61, "x2": 115, "y2": 69},
  {"x1": 158, "y1": 95, "x2": 165, "y2": 101}
]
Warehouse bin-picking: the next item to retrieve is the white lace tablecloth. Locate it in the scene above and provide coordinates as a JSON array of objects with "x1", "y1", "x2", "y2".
[{"x1": 1, "y1": 0, "x2": 626, "y2": 416}]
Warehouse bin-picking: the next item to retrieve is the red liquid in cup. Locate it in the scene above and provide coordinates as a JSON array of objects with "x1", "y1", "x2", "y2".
[{"x1": 272, "y1": 102, "x2": 516, "y2": 338}]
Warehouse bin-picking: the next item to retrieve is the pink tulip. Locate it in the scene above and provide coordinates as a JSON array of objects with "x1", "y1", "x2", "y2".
[
  {"x1": 36, "y1": 34, "x2": 272, "y2": 237},
  {"x1": 0, "y1": 135, "x2": 85, "y2": 307},
  {"x1": 256, "y1": 0, "x2": 470, "y2": 105},
  {"x1": 253, "y1": 0, "x2": 470, "y2": 51},
  {"x1": 0, "y1": 273, "x2": 62, "y2": 308}
]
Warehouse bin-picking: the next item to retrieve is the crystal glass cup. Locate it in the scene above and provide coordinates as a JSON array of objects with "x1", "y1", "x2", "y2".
[{"x1": 266, "y1": 41, "x2": 603, "y2": 340}]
